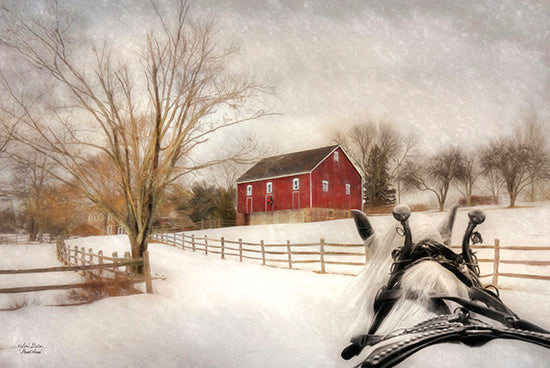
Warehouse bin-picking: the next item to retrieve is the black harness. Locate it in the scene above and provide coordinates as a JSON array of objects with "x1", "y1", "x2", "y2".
[{"x1": 341, "y1": 207, "x2": 550, "y2": 367}]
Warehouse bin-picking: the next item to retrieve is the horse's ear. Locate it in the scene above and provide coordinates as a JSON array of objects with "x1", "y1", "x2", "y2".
[
  {"x1": 351, "y1": 210, "x2": 374, "y2": 241},
  {"x1": 438, "y1": 203, "x2": 459, "y2": 245}
]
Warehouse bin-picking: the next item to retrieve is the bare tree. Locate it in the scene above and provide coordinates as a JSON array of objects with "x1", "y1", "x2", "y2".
[
  {"x1": 517, "y1": 115, "x2": 550, "y2": 202},
  {"x1": 400, "y1": 147, "x2": 463, "y2": 211},
  {"x1": 480, "y1": 115, "x2": 550, "y2": 207},
  {"x1": 0, "y1": 1, "x2": 270, "y2": 271},
  {"x1": 480, "y1": 135, "x2": 550, "y2": 207},
  {"x1": 455, "y1": 151, "x2": 482, "y2": 206},
  {"x1": 7, "y1": 151, "x2": 53, "y2": 239},
  {"x1": 481, "y1": 167, "x2": 504, "y2": 204},
  {"x1": 332, "y1": 118, "x2": 417, "y2": 204}
]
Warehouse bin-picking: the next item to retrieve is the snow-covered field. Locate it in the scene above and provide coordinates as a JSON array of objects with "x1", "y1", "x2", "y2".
[{"x1": 0, "y1": 203, "x2": 549, "y2": 367}]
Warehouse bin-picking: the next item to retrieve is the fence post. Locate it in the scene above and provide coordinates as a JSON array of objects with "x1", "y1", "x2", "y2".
[
  {"x1": 239, "y1": 239, "x2": 243, "y2": 262},
  {"x1": 204, "y1": 235, "x2": 208, "y2": 255},
  {"x1": 74, "y1": 245, "x2": 79, "y2": 265},
  {"x1": 221, "y1": 237, "x2": 225, "y2": 259},
  {"x1": 364, "y1": 242, "x2": 369, "y2": 265},
  {"x1": 260, "y1": 240, "x2": 266, "y2": 265},
  {"x1": 63, "y1": 243, "x2": 68, "y2": 264},
  {"x1": 320, "y1": 238, "x2": 326, "y2": 273},
  {"x1": 143, "y1": 251, "x2": 153, "y2": 294},
  {"x1": 81, "y1": 247, "x2": 86, "y2": 266},
  {"x1": 287, "y1": 240, "x2": 292, "y2": 269},
  {"x1": 88, "y1": 248, "x2": 94, "y2": 278},
  {"x1": 492, "y1": 239, "x2": 500, "y2": 286},
  {"x1": 98, "y1": 250, "x2": 104, "y2": 278},
  {"x1": 180, "y1": 234, "x2": 185, "y2": 250},
  {"x1": 112, "y1": 252, "x2": 119, "y2": 281},
  {"x1": 192, "y1": 234, "x2": 196, "y2": 252},
  {"x1": 124, "y1": 251, "x2": 131, "y2": 280}
]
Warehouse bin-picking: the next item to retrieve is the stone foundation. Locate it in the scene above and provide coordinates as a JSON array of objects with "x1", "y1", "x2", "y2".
[{"x1": 237, "y1": 208, "x2": 352, "y2": 225}]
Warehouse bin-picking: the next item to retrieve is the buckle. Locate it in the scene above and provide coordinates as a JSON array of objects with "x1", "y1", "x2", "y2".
[{"x1": 505, "y1": 315, "x2": 520, "y2": 328}]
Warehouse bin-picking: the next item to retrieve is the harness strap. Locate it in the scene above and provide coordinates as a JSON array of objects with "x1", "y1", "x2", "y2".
[
  {"x1": 434, "y1": 294, "x2": 549, "y2": 334},
  {"x1": 341, "y1": 287, "x2": 550, "y2": 361},
  {"x1": 361, "y1": 321, "x2": 550, "y2": 368}
]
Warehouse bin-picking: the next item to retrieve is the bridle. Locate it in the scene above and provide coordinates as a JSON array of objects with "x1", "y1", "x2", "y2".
[{"x1": 341, "y1": 205, "x2": 550, "y2": 368}]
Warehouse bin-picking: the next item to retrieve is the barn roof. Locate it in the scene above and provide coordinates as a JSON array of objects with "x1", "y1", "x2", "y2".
[{"x1": 236, "y1": 145, "x2": 339, "y2": 183}]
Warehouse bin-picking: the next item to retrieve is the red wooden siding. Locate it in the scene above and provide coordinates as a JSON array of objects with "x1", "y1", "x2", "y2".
[
  {"x1": 310, "y1": 147, "x2": 362, "y2": 210},
  {"x1": 237, "y1": 173, "x2": 310, "y2": 213}
]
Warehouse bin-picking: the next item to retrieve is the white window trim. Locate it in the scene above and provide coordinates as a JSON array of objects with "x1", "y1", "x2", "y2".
[
  {"x1": 346, "y1": 184, "x2": 351, "y2": 195},
  {"x1": 334, "y1": 151, "x2": 339, "y2": 162},
  {"x1": 293, "y1": 178, "x2": 300, "y2": 190},
  {"x1": 266, "y1": 182, "x2": 273, "y2": 194},
  {"x1": 322, "y1": 180, "x2": 329, "y2": 192},
  {"x1": 246, "y1": 185, "x2": 253, "y2": 196}
]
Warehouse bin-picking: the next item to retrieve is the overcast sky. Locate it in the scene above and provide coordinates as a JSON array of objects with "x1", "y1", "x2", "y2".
[
  {"x1": 5, "y1": 0, "x2": 550, "y2": 155},
  {"x1": 194, "y1": 0, "x2": 550, "y2": 153}
]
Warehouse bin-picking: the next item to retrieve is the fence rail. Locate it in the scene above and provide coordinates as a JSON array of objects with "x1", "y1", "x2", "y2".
[
  {"x1": 0, "y1": 233, "x2": 53, "y2": 245},
  {"x1": 0, "y1": 239, "x2": 153, "y2": 295},
  {"x1": 56, "y1": 239, "x2": 153, "y2": 294},
  {"x1": 149, "y1": 233, "x2": 550, "y2": 285}
]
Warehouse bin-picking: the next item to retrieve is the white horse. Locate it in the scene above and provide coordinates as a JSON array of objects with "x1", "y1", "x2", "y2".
[{"x1": 341, "y1": 205, "x2": 550, "y2": 368}]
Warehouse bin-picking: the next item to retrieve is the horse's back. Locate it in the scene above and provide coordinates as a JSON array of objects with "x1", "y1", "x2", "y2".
[{"x1": 394, "y1": 339, "x2": 550, "y2": 367}]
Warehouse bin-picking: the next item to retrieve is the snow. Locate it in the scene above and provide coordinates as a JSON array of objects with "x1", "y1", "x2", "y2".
[{"x1": 0, "y1": 203, "x2": 549, "y2": 367}]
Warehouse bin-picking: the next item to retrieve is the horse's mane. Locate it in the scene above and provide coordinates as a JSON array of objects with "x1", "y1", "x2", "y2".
[{"x1": 342, "y1": 214, "x2": 469, "y2": 336}]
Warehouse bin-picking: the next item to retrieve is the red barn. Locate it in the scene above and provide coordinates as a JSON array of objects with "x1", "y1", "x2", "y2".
[{"x1": 236, "y1": 145, "x2": 362, "y2": 225}]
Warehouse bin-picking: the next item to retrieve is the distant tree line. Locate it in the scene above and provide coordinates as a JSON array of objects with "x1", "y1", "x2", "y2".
[{"x1": 334, "y1": 114, "x2": 550, "y2": 210}]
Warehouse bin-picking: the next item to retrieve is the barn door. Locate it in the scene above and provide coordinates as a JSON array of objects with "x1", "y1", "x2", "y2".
[
  {"x1": 246, "y1": 197, "x2": 253, "y2": 213},
  {"x1": 265, "y1": 195, "x2": 274, "y2": 211},
  {"x1": 292, "y1": 191, "x2": 300, "y2": 209}
]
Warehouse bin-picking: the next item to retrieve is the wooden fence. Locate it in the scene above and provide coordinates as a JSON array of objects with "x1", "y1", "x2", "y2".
[
  {"x1": 0, "y1": 233, "x2": 53, "y2": 245},
  {"x1": 449, "y1": 240, "x2": 550, "y2": 285},
  {"x1": 0, "y1": 239, "x2": 153, "y2": 294},
  {"x1": 149, "y1": 233, "x2": 550, "y2": 285},
  {"x1": 149, "y1": 233, "x2": 367, "y2": 275}
]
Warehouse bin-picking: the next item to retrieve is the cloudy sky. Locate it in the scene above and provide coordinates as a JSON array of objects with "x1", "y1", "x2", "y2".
[{"x1": 5, "y1": 0, "x2": 550, "y2": 154}]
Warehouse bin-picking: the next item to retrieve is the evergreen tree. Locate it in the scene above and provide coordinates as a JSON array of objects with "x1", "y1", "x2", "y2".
[{"x1": 364, "y1": 145, "x2": 396, "y2": 205}]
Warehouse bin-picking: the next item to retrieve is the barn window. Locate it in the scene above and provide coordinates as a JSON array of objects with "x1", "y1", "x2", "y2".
[
  {"x1": 334, "y1": 151, "x2": 339, "y2": 162},
  {"x1": 345, "y1": 184, "x2": 351, "y2": 195},
  {"x1": 293, "y1": 178, "x2": 300, "y2": 190},
  {"x1": 247, "y1": 185, "x2": 253, "y2": 196},
  {"x1": 322, "y1": 180, "x2": 329, "y2": 192},
  {"x1": 107, "y1": 226, "x2": 113, "y2": 235},
  {"x1": 266, "y1": 182, "x2": 272, "y2": 194},
  {"x1": 117, "y1": 226, "x2": 125, "y2": 235}
]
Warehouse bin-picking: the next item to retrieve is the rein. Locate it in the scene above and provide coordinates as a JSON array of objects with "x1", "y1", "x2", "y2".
[{"x1": 342, "y1": 206, "x2": 550, "y2": 367}]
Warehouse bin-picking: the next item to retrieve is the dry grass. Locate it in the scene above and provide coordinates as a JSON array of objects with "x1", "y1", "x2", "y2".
[{"x1": 66, "y1": 272, "x2": 141, "y2": 305}]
